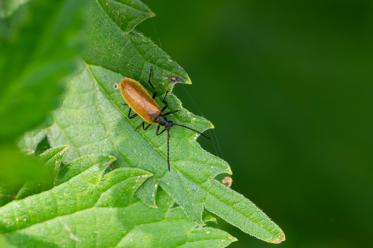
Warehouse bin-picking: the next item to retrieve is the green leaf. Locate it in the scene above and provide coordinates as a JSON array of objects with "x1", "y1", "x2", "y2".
[
  {"x1": 97, "y1": 0, "x2": 155, "y2": 32},
  {"x1": 0, "y1": 0, "x2": 86, "y2": 141},
  {"x1": 9, "y1": 0, "x2": 285, "y2": 245},
  {"x1": 15, "y1": 146, "x2": 68, "y2": 200},
  {"x1": 19, "y1": 128, "x2": 49, "y2": 155},
  {"x1": 41, "y1": 0, "x2": 285, "y2": 243},
  {"x1": 0, "y1": 155, "x2": 235, "y2": 247},
  {"x1": 83, "y1": 0, "x2": 190, "y2": 93},
  {"x1": 46, "y1": 61, "x2": 284, "y2": 243},
  {"x1": 136, "y1": 177, "x2": 159, "y2": 208},
  {"x1": 0, "y1": 145, "x2": 68, "y2": 206},
  {"x1": 204, "y1": 180, "x2": 286, "y2": 244},
  {"x1": 0, "y1": 145, "x2": 48, "y2": 206}
]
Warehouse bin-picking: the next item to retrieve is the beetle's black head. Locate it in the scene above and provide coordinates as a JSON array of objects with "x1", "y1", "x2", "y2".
[{"x1": 155, "y1": 116, "x2": 174, "y2": 129}]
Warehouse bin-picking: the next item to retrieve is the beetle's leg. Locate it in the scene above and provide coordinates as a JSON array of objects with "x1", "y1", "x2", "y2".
[
  {"x1": 128, "y1": 108, "x2": 137, "y2": 119},
  {"x1": 146, "y1": 66, "x2": 159, "y2": 99},
  {"x1": 148, "y1": 66, "x2": 155, "y2": 90},
  {"x1": 157, "y1": 128, "x2": 167, "y2": 136},
  {"x1": 160, "y1": 91, "x2": 170, "y2": 112},
  {"x1": 156, "y1": 124, "x2": 167, "y2": 136},
  {"x1": 162, "y1": 110, "x2": 180, "y2": 117},
  {"x1": 162, "y1": 90, "x2": 169, "y2": 101},
  {"x1": 143, "y1": 122, "x2": 151, "y2": 130},
  {"x1": 156, "y1": 124, "x2": 160, "y2": 134},
  {"x1": 136, "y1": 122, "x2": 151, "y2": 130},
  {"x1": 161, "y1": 104, "x2": 168, "y2": 112},
  {"x1": 121, "y1": 103, "x2": 127, "y2": 106},
  {"x1": 147, "y1": 67, "x2": 171, "y2": 111},
  {"x1": 162, "y1": 90, "x2": 169, "y2": 104}
]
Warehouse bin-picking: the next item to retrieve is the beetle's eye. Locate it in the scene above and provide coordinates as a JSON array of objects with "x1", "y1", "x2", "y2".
[
  {"x1": 113, "y1": 83, "x2": 119, "y2": 90},
  {"x1": 168, "y1": 76, "x2": 182, "y2": 83}
]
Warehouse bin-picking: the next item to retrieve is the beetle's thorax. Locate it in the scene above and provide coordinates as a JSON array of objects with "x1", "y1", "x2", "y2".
[{"x1": 155, "y1": 116, "x2": 173, "y2": 129}]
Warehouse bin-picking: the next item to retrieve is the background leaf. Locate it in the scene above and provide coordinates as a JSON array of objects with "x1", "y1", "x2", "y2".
[
  {"x1": 0, "y1": 145, "x2": 47, "y2": 206},
  {"x1": 0, "y1": 0, "x2": 87, "y2": 214},
  {"x1": 0, "y1": 145, "x2": 67, "y2": 207},
  {"x1": 0, "y1": 0, "x2": 86, "y2": 141},
  {"x1": 14, "y1": 145, "x2": 67, "y2": 200}
]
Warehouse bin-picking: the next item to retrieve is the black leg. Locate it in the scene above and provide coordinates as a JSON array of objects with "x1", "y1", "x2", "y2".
[
  {"x1": 166, "y1": 128, "x2": 171, "y2": 171},
  {"x1": 136, "y1": 122, "x2": 151, "y2": 131},
  {"x1": 162, "y1": 90, "x2": 169, "y2": 102},
  {"x1": 148, "y1": 66, "x2": 155, "y2": 90},
  {"x1": 161, "y1": 104, "x2": 168, "y2": 112},
  {"x1": 147, "y1": 66, "x2": 159, "y2": 99},
  {"x1": 160, "y1": 90, "x2": 170, "y2": 112},
  {"x1": 147, "y1": 67, "x2": 170, "y2": 114},
  {"x1": 142, "y1": 122, "x2": 151, "y2": 130},
  {"x1": 156, "y1": 124, "x2": 167, "y2": 136},
  {"x1": 128, "y1": 108, "x2": 137, "y2": 119}
]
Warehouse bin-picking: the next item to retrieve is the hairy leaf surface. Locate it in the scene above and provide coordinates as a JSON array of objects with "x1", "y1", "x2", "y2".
[{"x1": 0, "y1": 154, "x2": 235, "y2": 247}]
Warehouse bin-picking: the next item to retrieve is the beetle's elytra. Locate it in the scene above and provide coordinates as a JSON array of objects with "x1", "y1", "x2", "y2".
[{"x1": 119, "y1": 78, "x2": 160, "y2": 124}]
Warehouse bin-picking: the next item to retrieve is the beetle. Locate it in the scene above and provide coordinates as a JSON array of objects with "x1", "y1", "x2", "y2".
[{"x1": 116, "y1": 68, "x2": 208, "y2": 171}]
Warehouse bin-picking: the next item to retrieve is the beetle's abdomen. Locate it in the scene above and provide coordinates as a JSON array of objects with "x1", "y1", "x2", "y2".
[{"x1": 119, "y1": 78, "x2": 161, "y2": 124}]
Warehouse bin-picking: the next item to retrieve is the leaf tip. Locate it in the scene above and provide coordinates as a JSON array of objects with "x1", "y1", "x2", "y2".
[
  {"x1": 229, "y1": 235, "x2": 238, "y2": 242},
  {"x1": 185, "y1": 77, "x2": 192, "y2": 84},
  {"x1": 107, "y1": 155, "x2": 118, "y2": 163},
  {"x1": 142, "y1": 172, "x2": 154, "y2": 180},
  {"x1": 271, "y1": 232, "x2": 286, "y2": 244},
  {"x1": 226, "y1": 165, "x2": 233, "y2": 175},
  {"x1": 61, "y1": 144, "x2": 70, "y2": 152}
]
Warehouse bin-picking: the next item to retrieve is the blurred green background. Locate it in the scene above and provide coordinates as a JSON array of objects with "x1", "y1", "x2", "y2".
[{"x1": 140, "y1": 0, "x2": 373, "y2": 247}]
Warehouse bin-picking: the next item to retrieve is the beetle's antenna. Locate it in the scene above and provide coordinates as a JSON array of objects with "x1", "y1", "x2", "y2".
[
  {"x1": 173, "y1": 123, "x2": 210, "y2": 140},
  {"x1": 167, "y1": 128, "x2": 171, "y2": 171}
]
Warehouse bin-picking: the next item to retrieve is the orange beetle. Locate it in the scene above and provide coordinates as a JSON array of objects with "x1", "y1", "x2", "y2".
[
  {"x1": 117, "y1": 68, "x2": 208, "y2": 171},
  {"x1": 119, "y1": 77, "x2": 161, "y2": 124}
]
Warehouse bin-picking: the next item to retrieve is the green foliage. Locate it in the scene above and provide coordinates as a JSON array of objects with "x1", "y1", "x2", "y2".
[
  {"x1": 49, "y1": 0, "x2": 284, "y2": 243},
  {"x1": 0, "y1": 0, "x2": 85, "y2": 141},
  {"x1": 0, "y1": 139, "x2": 66, "y2": 206},
  {"x1": 14, "y1": 145, "x2": 67, "y2": 200},
  {"x1": 0, "y1": 153, "x2": 235, "y2": 247},
  {"x1": 0, "y1": 145, "x2": 45, "y2": 205},
  {"x1": 0, "y1": 0, "x2": 86, "y2": 210},
  {"x1": 83, "y1": 0, "x2": 190, "y2": 92},
  {"x1": 0, "y1": 0, "x2": 285, "y2": 246}
]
